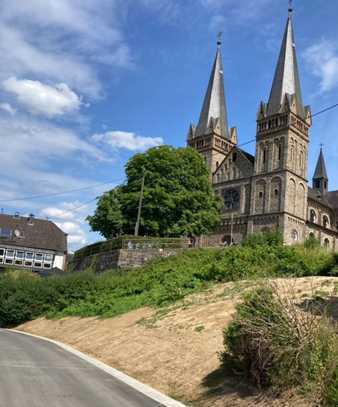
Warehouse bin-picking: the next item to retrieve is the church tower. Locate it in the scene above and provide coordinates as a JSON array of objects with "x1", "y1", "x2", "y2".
[
  {"x1": 313, "y1": 147, "x2": 328, "y2": 196},
  {"x1": 249, "y1": 4, "x2": 312, "y2": 244},
  {"x1": 187, "y1": 36, "x2": 237, "y2": 174}
]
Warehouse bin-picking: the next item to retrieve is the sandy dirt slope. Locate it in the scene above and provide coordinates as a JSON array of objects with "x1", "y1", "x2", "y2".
[{"x1": 17, "y1": 277, "x2": 338, "y2": 406}]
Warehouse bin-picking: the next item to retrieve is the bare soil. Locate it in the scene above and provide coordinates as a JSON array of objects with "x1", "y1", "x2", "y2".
[{"x1": 17, "y1": 277, "x2": 338, "y2": 406}]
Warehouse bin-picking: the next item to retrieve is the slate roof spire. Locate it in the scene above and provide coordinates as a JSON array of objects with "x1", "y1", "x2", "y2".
[
  {"x1": 313, "y1": 146, "x2": 329, "y2": 195},
  {"x1": 267, "y1": 3, "x2": 305, "y2": 118},
  {"x1": 313, "y1": 147, "x2": 328, "y2": 181},
  {"x1": 195, "y1": 34, "x2": 230, "y2": 139}
]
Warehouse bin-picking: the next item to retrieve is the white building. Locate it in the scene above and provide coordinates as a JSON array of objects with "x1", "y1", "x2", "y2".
[{"x1": 0, "y1": 213, "x2": 67, "y2": 272}]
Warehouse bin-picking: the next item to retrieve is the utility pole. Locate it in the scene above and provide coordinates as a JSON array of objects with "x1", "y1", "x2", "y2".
[{"x1": 134, "y1": 167, "x2": 146, "y2": 237}]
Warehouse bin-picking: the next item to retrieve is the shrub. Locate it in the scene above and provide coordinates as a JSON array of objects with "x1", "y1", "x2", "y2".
[
  {"x1": 242, "y1": 230, "x2": 283, "y2": 248},
  {"x1": 222, "y1": 286, "x2": 338, "y2": 405},
  {"x1": 0, "y1": 237, "x2": 336, "y2": 327}
]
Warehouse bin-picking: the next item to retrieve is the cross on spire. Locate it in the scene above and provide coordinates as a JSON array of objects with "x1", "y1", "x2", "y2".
[
  {"x1": 288, "y1": 0, "x2": 293, "y2": 14},
  {"x1": 217, "y1": 32, "x2": 222, "y2": 47}
]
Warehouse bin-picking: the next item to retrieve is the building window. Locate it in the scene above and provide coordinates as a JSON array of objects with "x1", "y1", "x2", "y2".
[
  {"x1": 310, "y1": 209, "x2": 317, "y2": 223},
  {"x1": 291, "y1": 230, "x2": 299, "y2": 241},
  {"x1": 25, "y1": 252, "x2": 33, "y2": 260},
  {"x1": 233, "y1": 152, "x2": 237, "y2": 162},
  {"x1": 44, "y1": 254, "x2": 53, "y2": 262},
  {"x1": 0, "y1": 228, "x2": 12, "y2": 238},
  {"x1": 0, "y1": 248, "x2": 4, "y2": 257},
  {"x1": 25, "y1": 261, "x2": 33, "y2": 267},
  {"x1": 35, "y1": 253, "x2": 43, "y2": 261},
  {"x1": 274, "y1": 189, "x2": 279, "y2": 196},
  {"x1": 324, "y1": 238, "x2": 330, "y2": 249},
  {"x1": 6, "y1": 249, "x2": 14, "y2": 258},
  {"x1": 323, "y1": 215, "x2": 330, "y2": 229},
  {"x1": 16, "y1": 251, "x2": 24, "y2": 260},
  {"x1": 34, "y1": 262, "x2": 42, "y2": 268},
  {"x1": 5, "y1": 259, "x2": 13, "y2": 264},
  {"x1": 44, "y1": 263, "x2": 51, "y2": 269},
  {"x1": 15, "y1": 260, "x2": 23, "y2": 266}
]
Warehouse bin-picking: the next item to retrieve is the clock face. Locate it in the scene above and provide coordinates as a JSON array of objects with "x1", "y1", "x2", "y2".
[{"x1": 223, "y1": 188, "x2": 240, "y2": 210}]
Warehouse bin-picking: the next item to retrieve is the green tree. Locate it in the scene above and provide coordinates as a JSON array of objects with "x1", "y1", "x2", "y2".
[{"x1": 87, "y1": 146, "x2": 221, "y2": 238}]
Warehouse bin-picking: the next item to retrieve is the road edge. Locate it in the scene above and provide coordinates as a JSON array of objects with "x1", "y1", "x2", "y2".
[{"x1": 6, "y1": 328, "x2": 187, "y2": 407}]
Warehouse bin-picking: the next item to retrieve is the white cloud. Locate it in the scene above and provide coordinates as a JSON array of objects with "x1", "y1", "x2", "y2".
[
  {"x1": 303, "y1": 39, "x2": 338, "y2": 93},
  {"x1": 41, "y1": 207, "x2": 75, "y2": 221},
  {"x1": 67, "y1": 234, "x2": 87, "y2": 246},
  {"x1": 3, "y1": 77, "x2": 82, "y2": 117},
  {"x1": 0, "y1": 102, "x2": 16, "y2": 115},
  {"x1": 200, "y1": 0, "x2": 273, "y2": 25},
  {"x1": 93, "y1": 130, "x2": 163, "y2": 151},
  {"x1": 0, "y1": 1, "x2": 133, "y2": 98}
]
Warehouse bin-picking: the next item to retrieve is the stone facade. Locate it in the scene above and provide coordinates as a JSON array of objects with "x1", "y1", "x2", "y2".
[{"x1": 188, "y1": 9, "x2": 338, "y2": 250}]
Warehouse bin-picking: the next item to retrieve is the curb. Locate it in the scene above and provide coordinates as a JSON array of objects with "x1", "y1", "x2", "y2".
[{"x1": 5, "y1": 328, "x2": 187, "y2": 407}]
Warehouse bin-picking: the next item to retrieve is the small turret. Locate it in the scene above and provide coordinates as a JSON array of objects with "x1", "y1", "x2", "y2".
[{"x1": 313, "y1": 147, "x2": 328, "y2": 195}]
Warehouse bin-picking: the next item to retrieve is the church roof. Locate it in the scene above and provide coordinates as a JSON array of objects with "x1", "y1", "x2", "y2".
[
  {"x1": 328, "y1": 191, "x2": 338, "y2": 209},
  {"x1": 239, "y1": 148, "x2": 255, "y2": 164},
  {"x1": 313, "y1": 148, "x2": 328, "y2": 180},
  {"x1": 195, "y1": 40, "x2": 230, "y2": 140},
  {"x1": 308, "y1": 188, "x2": 333, "y2": 209},
  {"x1": 267, "y1": 8, "x2": 305, "y2": 118}
]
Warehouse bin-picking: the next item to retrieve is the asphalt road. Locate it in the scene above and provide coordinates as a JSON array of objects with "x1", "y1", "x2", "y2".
[{"x1": 0, "y1": 330, "x2": 164, "y2": 407}]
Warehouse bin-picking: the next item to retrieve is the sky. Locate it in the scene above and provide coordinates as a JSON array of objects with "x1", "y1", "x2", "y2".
[{"x1": 1, "y1": 0, "x2": 338, "y2": 252}]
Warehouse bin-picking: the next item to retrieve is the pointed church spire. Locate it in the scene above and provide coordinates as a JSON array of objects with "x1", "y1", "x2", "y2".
[
  {"x1": 313, "y1": 146, "x2": 328, "y2": 194},
  {"x1": 313, "y1": 146, "x2": 328, "y2": 180},
  {"x1": 195, "y1": 34, "x2": 230, "y2": 139},
  {"x1": 267, "y1": 3, "x2": 305, "y2": 118}
]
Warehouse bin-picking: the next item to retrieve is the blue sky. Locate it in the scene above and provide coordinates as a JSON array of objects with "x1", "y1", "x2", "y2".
[{"x1": 1, "y1": 0, "x2": 338, "y2": 251}]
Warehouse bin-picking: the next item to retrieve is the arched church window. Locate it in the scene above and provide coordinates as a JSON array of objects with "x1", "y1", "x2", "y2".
[
  {"x1": 223, "y1": 188, "x2": 240, "y2": 210},
  {"x1": 323, "y1": 215, "x2": 330, "y2": 229},
  {"x1": 310, "y1": 209, "x2": 317, "y2": 223},
  {"x1": 274, "y1": 189, "x2": 279, "y2": 196},
  {"x1": 233, "y1": 152, "x2": 237, "y2": 162},
  {"x1": 324, "y1": 238, "x2": 330, "y2": 249}
]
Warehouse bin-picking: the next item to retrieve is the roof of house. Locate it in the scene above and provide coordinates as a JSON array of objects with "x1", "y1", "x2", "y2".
[{"x1": 0, "y1": 214, "x2": 67, "y2": 253}]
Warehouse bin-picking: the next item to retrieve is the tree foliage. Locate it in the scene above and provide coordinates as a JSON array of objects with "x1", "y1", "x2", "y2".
[{"x1": 87, "y1": 146, "x2": 222, "y2": 238}]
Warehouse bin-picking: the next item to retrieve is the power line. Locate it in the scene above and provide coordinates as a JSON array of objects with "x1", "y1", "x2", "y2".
[
  {"x1": 311, "y1": 103, "x2": 338, "y2": 118},
  {"x1": 232, "y1": 101, "x2": 338, "y2": 150},
  {"x1": 0, "y1": 180, "x2": 120, "y2": 204}
]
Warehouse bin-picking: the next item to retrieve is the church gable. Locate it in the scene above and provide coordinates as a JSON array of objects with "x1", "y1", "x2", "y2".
[{"x1": 213, "y1": 148, "x2": 254, "y2": 184}]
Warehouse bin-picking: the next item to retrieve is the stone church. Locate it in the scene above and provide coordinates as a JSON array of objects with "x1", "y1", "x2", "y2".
[{"x1": 187, "y1": 6, "x2": 338, "y2": 250}]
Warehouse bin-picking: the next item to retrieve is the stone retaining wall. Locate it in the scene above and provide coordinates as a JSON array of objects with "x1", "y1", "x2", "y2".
[{"x1": 70, "y1": 247, "x2": 182, "y2": 272}]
